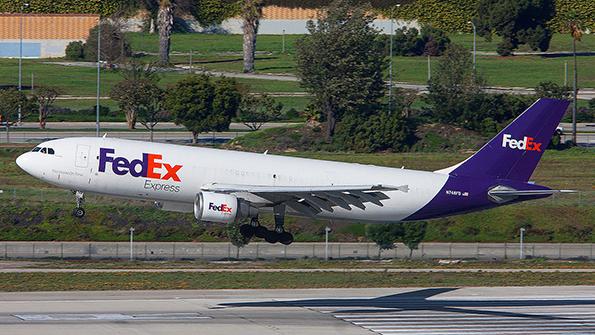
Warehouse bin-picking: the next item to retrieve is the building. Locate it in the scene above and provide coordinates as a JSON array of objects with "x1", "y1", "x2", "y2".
[{"x1": 0, "y1": 14, "x2": 99, "y2": 58}]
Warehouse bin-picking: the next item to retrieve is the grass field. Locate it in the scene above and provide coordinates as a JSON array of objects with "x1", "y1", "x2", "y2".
[{"x1": 1, "y1": 271, "x2": 594, "y2": 291}]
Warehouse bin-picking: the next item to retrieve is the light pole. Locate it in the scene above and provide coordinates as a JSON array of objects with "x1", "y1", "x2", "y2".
[
  {"x1": 519, "y1": 227, "x2": 526, "y2": 260},
  {"x1": 325, "y1": 226, "x2": 332, "y2": 261},
  {"x1": 468, "y1": 20, "x2": 476, "y2": 71},
  {"x1": 96, "y1": 18, "x2": 101, "y2": 137},
  {"x1": 18, "y1": 2, "x2": 29, "y2": 125},
  {"x1": 388, "y1": 4, "x2": 401, "y2": 113},
  {"x1": 129, "y1": 227, "x2": 135, "y2": 261}
]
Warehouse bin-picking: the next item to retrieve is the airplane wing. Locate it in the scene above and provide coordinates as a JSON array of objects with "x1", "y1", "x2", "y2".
[{"x1": 201, "y1": 183, "x2": 409, "y2": 216}]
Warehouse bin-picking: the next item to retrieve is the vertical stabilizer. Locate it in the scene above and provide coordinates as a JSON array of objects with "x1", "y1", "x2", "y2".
[{"x1": 440, "y1": 98, "x2": 570, "y2": 182}]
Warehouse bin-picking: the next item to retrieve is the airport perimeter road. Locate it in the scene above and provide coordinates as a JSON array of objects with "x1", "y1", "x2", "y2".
[
  {"x1": 0, "y1": 131, "x2": 235, "y2": 144},
  {"x1": 16, "y1": 122, "x2": 299, "y2": 130},
  {"x1": 0, "y1": 287, "x2": 594, "y2": 335}
]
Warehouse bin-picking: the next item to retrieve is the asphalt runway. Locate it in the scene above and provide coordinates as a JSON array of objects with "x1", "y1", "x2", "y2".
[{"x1": 1, "y1": 287, "x2": 595, "y2": 335}]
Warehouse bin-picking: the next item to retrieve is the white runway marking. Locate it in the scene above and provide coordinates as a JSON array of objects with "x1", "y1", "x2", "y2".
[
  {"x1": 14, "y1": 313, "x2": 212, "y2": 321},
  {"x1": 333, "y1": 307, "x2": 595, "y2": 335}
]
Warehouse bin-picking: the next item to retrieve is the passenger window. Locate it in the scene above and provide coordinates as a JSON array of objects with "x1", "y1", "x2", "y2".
[
  {"x1": 48, "y1": 148, "x2": 55, "y2": 155},
  {"x1": 40, "y1": 148, "x2": 47, "y2": 154},
  {"x1": 32, "y1": 147, "x2": 41, "y2": 152}
]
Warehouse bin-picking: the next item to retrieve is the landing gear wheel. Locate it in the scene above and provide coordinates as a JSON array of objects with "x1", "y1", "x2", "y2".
[
  {"x1": 254, "y1": 226, "x2": 268, "y2": 239},
  {"x1": 278, "y1": 232, "x2": 294, "y2": 245},
  {"x1": 72, "y1": 207, "x2": 85, "y2": 218},
  {"x1": 239, "y1": 224, "x2": 255, "y2": 239},
  {"x1": 264, "y1": 230, "x2": 279, "y2": 244}
]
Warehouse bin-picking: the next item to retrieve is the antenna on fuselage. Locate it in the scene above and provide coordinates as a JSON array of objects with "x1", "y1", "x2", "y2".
[
  {"x1": 263, "y1": 150, "x2": 268, "y2": 155},
  {"x1": 102, "y1": 133, "x2": 108, "y2": 138}
]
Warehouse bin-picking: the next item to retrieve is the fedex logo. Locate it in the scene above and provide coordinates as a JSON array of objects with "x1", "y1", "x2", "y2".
[
  {"x1": 501, "y1": 134, "x2": 542, "y2": 152},
  {"x1": 209, "y1": 202, "x2": 233, "y2": 213},
  {"x1": 98, "y1": 148, "x2": 183, "y2": 182}
]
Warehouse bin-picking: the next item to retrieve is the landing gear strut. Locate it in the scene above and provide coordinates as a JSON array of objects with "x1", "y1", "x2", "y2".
[
  {"x1": 72, "y1": 191, "x2": 85, "y2": 218},
  {"x1": 238, "y1": 204, "x2": 294, "y2": 245}
]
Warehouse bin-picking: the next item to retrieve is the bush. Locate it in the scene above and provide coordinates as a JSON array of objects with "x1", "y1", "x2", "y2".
[
  {"x1": 85, "y1": 22, "x2": 131, "y2": 65},
  {"x1": 390, "y1": 26, "x2": 450, "y2": 56},
  {"x1": 64, "y1": 41, "x2": 85, "y2": 60}
]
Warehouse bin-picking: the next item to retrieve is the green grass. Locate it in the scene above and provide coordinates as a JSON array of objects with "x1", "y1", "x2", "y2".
[
  {"x1": 448, "y1": 33, "x2": 595, "y2": 53},
  {"x1": 0, "y1": 59, "x2": 303, "y2": 96},
  {"x1": 25, "y1": 258, "x2": 595, "y2": 270},
  {"x1": 1, "y1": 271, "x2": 594, "y2": 291}
]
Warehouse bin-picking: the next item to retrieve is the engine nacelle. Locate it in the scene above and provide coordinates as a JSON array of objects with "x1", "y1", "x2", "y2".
[{"x1": 194, "y1": 191, "x2": 258, "y2": 224}]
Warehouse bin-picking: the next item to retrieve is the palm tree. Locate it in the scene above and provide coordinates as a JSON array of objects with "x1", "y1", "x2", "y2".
[
  {"x1": 241, "y1": 0, "x2": 264, "y2": 73},
  {"x1": 157, "y1": 0, "x2": 175, "y2": 65},
  {"x1": 568, "y1": 18, "x2": 582, "y2": 146}
]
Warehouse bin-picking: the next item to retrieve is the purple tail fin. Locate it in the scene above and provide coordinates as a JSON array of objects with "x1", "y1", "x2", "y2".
[{"x1": 444, "y1": 98, "x2": 570, "y2": 182}]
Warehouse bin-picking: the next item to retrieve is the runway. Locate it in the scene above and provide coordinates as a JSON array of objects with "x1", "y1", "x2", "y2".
[{"x1": 1, "y1": 287, "x2": 595, "y2": 335}]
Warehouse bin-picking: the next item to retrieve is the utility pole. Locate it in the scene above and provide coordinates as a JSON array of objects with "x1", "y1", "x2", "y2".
[
  {"x1": 468, "y1": 21, "x2": 476, "y2": 71},
  {"x1": 282, "y1": 29, "x2": 286, "y2": 54},
  {"x1": 572, "y1": 37, "x2": 578, "y2": 146},
  {"x1": 427, "y1": 54, "x2": 431, "y2": 81},
  {"x1": 388, "y1": 4, "x2": 401, "y2": 112},
  {"x1": 18, "y1": 2, "x2": 29, "y2": 125},
  {"x1": 96, "y1": 18, "x2": 101, "y2": 137}
]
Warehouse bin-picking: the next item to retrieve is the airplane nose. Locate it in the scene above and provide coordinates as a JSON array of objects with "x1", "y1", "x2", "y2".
[{"x1": 16, "y1": 152, "x2": 31, "y2": 173}]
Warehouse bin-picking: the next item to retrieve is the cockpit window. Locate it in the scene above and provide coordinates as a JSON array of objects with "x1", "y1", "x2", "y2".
[
  {"x1": 40, "y1": 148, "x2": 47, "y2": 154},
  {"x1": 32, "y1": 147, "x2": 41, "y2": 152},
  {"x1": 47, "y1": 148, "x2": 55, "y2": 155}
]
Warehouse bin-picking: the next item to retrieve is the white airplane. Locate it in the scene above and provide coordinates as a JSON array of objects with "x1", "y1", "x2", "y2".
[{"x1": 16, "y1": 98, "x2": 573, "y2": 245}]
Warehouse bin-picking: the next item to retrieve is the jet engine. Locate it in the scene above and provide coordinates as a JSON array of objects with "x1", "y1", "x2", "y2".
[{"x1": 194, "y1": 191, "x2": 258, "y2": 224}]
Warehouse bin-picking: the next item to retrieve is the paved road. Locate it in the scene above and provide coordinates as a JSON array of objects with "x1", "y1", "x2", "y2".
[
  {"x1": 0, "y1": 287, "x2": 594, "y2": 335},
  {"x1": 15, "y1": 122, "x2": 299, "y2": 130}
]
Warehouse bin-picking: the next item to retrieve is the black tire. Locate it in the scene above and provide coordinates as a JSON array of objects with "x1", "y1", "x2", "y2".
[
  {"x1": 72, "y1": 208, "x2": 85, "y2": 218},
  {"x1": 239, "y1": 224, "x2": 255, "y2": 238},
  {"x1": 254, "y1": 226, "x2": 268, "y2": 238},
  {"x1": 264, "y1": 230, "x2": 279, "y2": 244},
  {"x1": 278, "y1": 232, "x2": 294, "y2": 245}
]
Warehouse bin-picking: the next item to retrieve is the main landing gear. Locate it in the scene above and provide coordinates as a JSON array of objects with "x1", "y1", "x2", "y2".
[
  {"x1": 72, "y1": 191, "x2": 85, "y2": 218},
  {"x1": 239, "y1": 204, "x2": 294, "y2": 245}
]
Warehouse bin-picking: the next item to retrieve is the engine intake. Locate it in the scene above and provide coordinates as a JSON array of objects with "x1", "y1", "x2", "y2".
[{"x1": 194, "y1": 191, "x2": 258, "y2": 224}]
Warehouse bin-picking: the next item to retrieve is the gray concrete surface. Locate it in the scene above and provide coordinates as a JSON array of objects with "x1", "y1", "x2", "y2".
[
  {"x1": 0, "y1": 287, "x2": 594, "y2": 335},
  {"x1": 0, "y1": 242, "x2": 593, "y2": 261}
]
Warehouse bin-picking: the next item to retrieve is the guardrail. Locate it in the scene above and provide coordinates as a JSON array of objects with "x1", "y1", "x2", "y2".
[{"x1": 0, "y1": 242, "x2": 593, "y2": 261}]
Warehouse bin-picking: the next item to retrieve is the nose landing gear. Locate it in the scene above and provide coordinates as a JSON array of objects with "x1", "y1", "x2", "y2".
[
  {"x1": 238, "y1": 204, "x2": 294, "y2": 245},
  {"x1": 72, "y1": 191, "x2": 85, "y2": 218}
]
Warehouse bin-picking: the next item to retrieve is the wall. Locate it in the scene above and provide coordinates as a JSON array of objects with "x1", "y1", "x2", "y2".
[{"x1": 1, "y1": 242, "x2": 593, "y2": 260}]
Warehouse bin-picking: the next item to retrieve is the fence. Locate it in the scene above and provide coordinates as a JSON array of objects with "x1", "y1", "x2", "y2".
[{"x1": 0, "y1": 242, "x2": 593, "y2": 261}]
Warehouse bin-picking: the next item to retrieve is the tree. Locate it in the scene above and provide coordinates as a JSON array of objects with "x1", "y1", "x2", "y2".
[
  {"x1": 227, "y1": 220, "x2": 249, "y2": 259},
  {"x1": 165, "y1": 75, "x2": 241, "y2": 143},
  {"x1": 567, "y1": 14, "x2": 583, "y2": 146},
  {"x1": 426, "y1": 43, "x2": 485, "y2": 124},
  {"x1": 0, "y1": 89, "x2": 36, "y2": 143},
  {"x1": 238, "y1": 94, "x2": 283, "y2": 130},
  {"x1": 110, "y1": 61, "x2": 160, "y2": 129},
  {"x1": 34, "y1": 86, "x2": 61, "y2": 129},
  {"x1": 157, "y1": 0, "x2": 175, "y2": 65},
  {"x1": 137, "y1": 86, "x2": 169, "y2": 142},
  {"x1": 295, "y1": 0, "x2": 387, "y2": 141},
  {"x1": 85, "y1": 21, "x2": 131, "y2": 66},
  {"x1": 240, "y1": 0, "x2": 264, "y2": 73},
  {"x1": 366, "y1": 224, "x2": 403, "y2": 259},
  {"x1": 475, "y1": 0, "x2": 555, "y2": 56},
  {"x1": 401, "y1": 221, "x2": 427, "y2": 258},
  {"x1": 535, "y1": 81, "x2": 572, "y2": 100}
]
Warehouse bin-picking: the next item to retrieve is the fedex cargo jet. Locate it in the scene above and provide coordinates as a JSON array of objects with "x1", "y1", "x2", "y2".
[{"x1": 16, "y1": 98, "x2": 573, "y2": 245}]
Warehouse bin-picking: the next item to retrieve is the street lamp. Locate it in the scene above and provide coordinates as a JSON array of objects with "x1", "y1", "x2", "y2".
[
  {"x1": 468, "y1": 21, "x2": 476, "y2": 71},
  {"x1": 324, "y1": 226, "x2": 332, "y2": 261},
  {"x1": 519, "y1": 227, "x2": 526, "y2": 260},
  {"x1": 129, "y1": 227, "x2": 135, "y2": 261},
  {"x1": 18, "y1": 2, "x2": 30, "y2": 125},
  {"x1": 388, "y1": 4, "x2": 401, "y2": 113}
]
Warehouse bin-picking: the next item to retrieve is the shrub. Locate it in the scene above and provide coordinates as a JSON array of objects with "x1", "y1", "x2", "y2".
[{"x1": 64, "y1": 41, "x2": 85, "y2": 60}]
